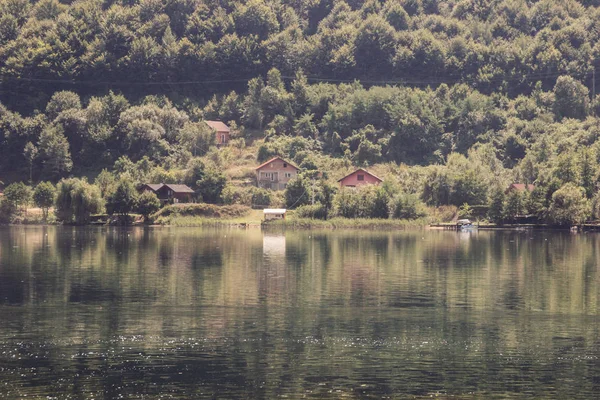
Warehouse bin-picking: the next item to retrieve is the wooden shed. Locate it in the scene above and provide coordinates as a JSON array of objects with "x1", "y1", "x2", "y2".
[{"x1": 263, "y1": 209, "x2": 287, "y2": 221}]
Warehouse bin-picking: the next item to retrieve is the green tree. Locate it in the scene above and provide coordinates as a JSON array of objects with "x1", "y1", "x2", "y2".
[
  {"x1": 369, "y1": 186, "x2": 391, "y2": 218},
  {"x1": 391, "y1": 193, "x2": 425, "y2": 219},
  {"x1": 55, "y1": 178, "x2": 104, "y2": 225},
  {"x1": 488, "y1": 186, "x2": 506, "y2": 223},
  {"x1": 503, "y1": 190, "x2": 523, "y2": 223},
  {"x1": 450, "y1": 169, "x2": 488, "y2": 206},
  {"x1": 178, "y1": 121, "x2": 216, "y2": 157},
  {"x1": 547, "y1": 183, "x2": 591, "y2": 226},
  {"x1": 579, "y1": 148, "x2": 596, "y2": 198},
  {"x1": 33, "y1": 181, "x2": 56, "y2": 222},
  {"x1": 45, "y1": 91, "x2": 82, "y2": 121},
  {"x1": 553, "y1": 76, "x2": 589, "y2": 120},
  {"x1": 252, "y1": 188, "x2": 272, "y2": 207},
  {"x1": 3, "y1": 182, "x2": 32, "y2": 210},
  {"x1": 94, "y1": 169, "x2": 117, "y2": 199},
  {"x1": 554, "y1": 152, "x2": 580, "y2": 185},
  {"x1": 38, "y1": 126, "x2": 73, "y2": 180},
  {"x1": 197, "y1": 168, "x2": 227, "y2": 203},
  {"x1": 333, "y1": 188, "x2": 362, "y2": 218},
  {"x1": 422, "y1": 168, "x2": 451, "y2": 206},
  {"x1": 137, "y1": 191, "x2": 161, "y2": 222},
  {"x1": 23, "y1": 142, "x2": 38, "y2": 183},
  {"x1": 185, "y1": 158, "x2": 206, "y2": 189},
  {"x1": 285, "y1": 176, "x2": 310, "y2": 209},
  {"x1": 106, "y1": 178, "x2": 139, "y2": 217}
]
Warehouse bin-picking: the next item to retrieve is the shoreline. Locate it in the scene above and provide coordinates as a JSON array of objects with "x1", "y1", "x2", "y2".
[{"x1": 5, "y1": 218, "x2": 600, "y2": 231}]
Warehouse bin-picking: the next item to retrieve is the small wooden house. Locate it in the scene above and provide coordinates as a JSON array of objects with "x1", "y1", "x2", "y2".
[
  {"x1": 156, "y1": 184, "x2": 195, "y2": 204},
  {"x1": 264, "y1": 209, "x2": 287, "y2": 220},
  {"x1": 338, "y1": 168, "x2": 382, "y2": 188},
  {"x1": 204, "y1": 120, "x2": 230, "y2": 146},
  {"x1": 140, "y1": 183, "x2": 195, "y2": 204},
  {"x1": 140, "y1": 183, "x2": 164, "y2": 194}
]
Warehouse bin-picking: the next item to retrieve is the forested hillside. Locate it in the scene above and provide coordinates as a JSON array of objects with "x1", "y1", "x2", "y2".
[
  {"x1": 1, "y1": 0, "x2": 599, "y2": 108},
  {"x1": 1, "y1": 0, "x2": 600, "y2": 225}
]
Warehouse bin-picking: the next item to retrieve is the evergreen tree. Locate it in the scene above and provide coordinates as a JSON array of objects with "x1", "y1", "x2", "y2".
[{"x1": 488, "y1": 186, "x2": 506, "y2": 223}]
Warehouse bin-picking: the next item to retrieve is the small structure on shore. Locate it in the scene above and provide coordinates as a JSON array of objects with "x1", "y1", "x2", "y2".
[
  {"x1": 139, "y1": 183, "x2": 195, "y2": 204},
  {"x1": 263, "y1": 209, "x2": 286, "y2": 221},
  {"x1": 338, "y1": 168, "x2": 382, "y2": 188},
  {"x1": 204, "y1": 120, "x2": 230, "y2": 146}
]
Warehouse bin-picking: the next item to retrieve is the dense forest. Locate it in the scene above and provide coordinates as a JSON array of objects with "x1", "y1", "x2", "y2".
[{"x1": 1, "y1": 0, "x2": 600, "y2": 225}]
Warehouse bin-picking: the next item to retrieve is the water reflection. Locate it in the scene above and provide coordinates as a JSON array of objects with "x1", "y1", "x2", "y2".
[{"x1": 0, "y1": 226, "x2": 600, "y2": 398}]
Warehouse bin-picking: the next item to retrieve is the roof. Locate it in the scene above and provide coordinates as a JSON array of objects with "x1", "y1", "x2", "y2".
[
  {"x1": 142, "y1": 183, "x2": 164, "y2": 192},
  {"x1": 162, "y1": 184, "x2": 195, "y2": 194},
  {"x1": 337, "y1": 168, "x2": 383, "y2": 183},
  {"x1": 264, "y1": 209, "x2": 287, "y2": 214},
  {"x1": 507, "y1": 183, "x2": 535, "y2": 192},
  {"x1": 204, "y1": 120, "x2": 230, "y2": 132},
  {"x1": 255, "y1": 156, "x2": 299, "y2": 171}
]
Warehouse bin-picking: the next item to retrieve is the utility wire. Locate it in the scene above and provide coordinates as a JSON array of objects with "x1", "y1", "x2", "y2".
[{"x1": 0, "y1": 67, "x2": 595, "y2": 89}]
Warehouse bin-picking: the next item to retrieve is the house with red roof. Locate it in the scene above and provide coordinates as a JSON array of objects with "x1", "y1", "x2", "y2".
[
  {"x1": 338, "y1": 168, "x2": 383, "y2": 188},
  {"x1": 204, "y1": 120, "x2": 230, "y2": 146},
  {"x1": 255, "y1": 157, "x2": 300, "y2": 190}
]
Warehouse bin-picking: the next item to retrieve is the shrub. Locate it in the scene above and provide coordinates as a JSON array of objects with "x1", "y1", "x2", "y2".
[
  {"x1": 391, "y1": 193, "x2": 427, "y2": 219},
  {"x1": 152, "y1": 203, "x2": 251, "y2": 219},
  {"x1": 251, "y1": 188, "x2": 272, "y2": 207},
  {"x1": 222, "y1": 185, "x2": 253, "y2": 206},
  {"x1": 295, "y1": 203, "x2": 328, "y2": 220},
  {"x1": 4, "y1": 182, "x2": 32, "y2": 210},
  {"x1": 547, "y1": 183, "x2": 591, "y2": 225}
]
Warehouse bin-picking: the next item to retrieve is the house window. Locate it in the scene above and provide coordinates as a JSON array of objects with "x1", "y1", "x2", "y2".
[
  {"x1": 283, "y1": 163, "x2": 288, "y2": 168},
  {"x1": 221, "y1": 134, "x2": 226, "y2": 143},
  {"x1": 357, "y1": 174, "x2": 364, "y2": 181},
  {"x1": 285, "y1": 172, "x2": 292, "y2": 178}
]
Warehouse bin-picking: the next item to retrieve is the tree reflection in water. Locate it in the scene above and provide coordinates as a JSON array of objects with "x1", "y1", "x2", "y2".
[{"x1": 0, "y1": 226, "x2": 599, "y2": 398}]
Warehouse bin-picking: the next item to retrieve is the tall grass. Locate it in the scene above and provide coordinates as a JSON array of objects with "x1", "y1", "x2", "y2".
[{"x1": 264, "y1": 217, "x2": 432, "y2": 230}]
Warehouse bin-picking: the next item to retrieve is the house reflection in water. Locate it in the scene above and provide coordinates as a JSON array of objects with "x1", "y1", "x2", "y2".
[{"x1": 262, "y1": 234, "x2": 286, "y2": 258}]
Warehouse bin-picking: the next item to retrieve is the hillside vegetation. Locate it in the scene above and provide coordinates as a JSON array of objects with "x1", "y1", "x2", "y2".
[{"x1": 1, "y1": 0, "x2": 600, "y2": 225}]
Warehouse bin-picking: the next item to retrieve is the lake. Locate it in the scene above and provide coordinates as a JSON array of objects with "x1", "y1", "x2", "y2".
[{"x1": 0, "y1": 226, "x2": 599, "y2": 399}]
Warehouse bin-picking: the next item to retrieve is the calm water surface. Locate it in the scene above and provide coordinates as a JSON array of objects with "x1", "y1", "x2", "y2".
[{"x1": 1, "y1": 226, "x2": 600, "y2": 399}]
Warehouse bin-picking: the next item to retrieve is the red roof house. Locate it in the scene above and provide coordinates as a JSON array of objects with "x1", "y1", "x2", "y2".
[
  {"x1": 255, "y1": 157, "x2": 300, "y2": 190},
  {"x1": 338, "y1": 168, "x2": 383, "y2": 188},
  {"x1": 204, "y1": 120, "x2": 231, "y2": 146}
]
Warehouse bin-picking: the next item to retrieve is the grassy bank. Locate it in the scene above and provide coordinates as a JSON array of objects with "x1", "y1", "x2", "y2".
[
  {"x1": 161, "y1": 211, "x2": 432, "y2": 230},
  {"x1": 164, "y1": 209, "x2": 265, "y2": 227},
  {"x1": 12, "y1": 204, "x2": 434, "y2": 230},
  {"x1": 263, "y1": 217, "x2": 432, "y2": 230},
  {"x1": 150, "y1": 204, "x2": 435, "y2": 229}
]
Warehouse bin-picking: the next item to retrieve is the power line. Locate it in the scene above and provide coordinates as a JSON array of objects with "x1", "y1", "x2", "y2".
[{"x1": 0, "y1": 67, "x2": 595, "y2": 89}]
